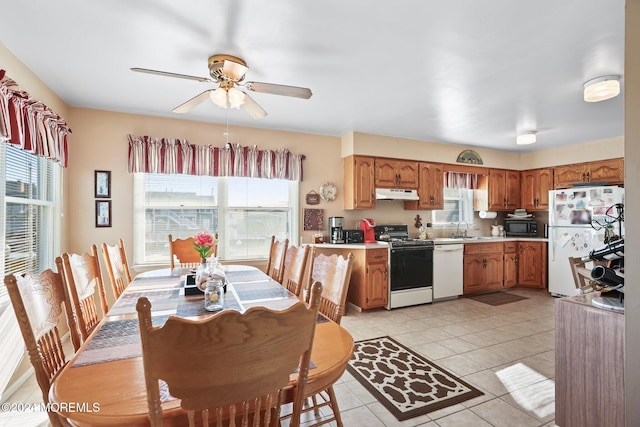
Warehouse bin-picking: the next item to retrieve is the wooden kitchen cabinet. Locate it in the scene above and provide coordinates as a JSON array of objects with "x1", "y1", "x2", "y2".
[
  {"x1": 488, "y1": 169, "x2": 520, "y2": 211},
  {"x1": 362, "y1": 248, "x2": 388, "y2": 308},
  {"x1": 503, "y1": 242, "x2": 517, "y2": 288},
  {"x1": 463, "y1": 243, "x2": 504, "y2": 293},
  {"x1": 312, "y1": 245, "x2": 388, "y2": 309},
  {"x1": 404, "y1": 162, "x2": 444, "y2": 210},
  {"x1": 343, "y1": 155, "x2": 376, "y2": 209},
  {"x1": 554, "y1": 158, "x2": 624, "y2": 189},
  {"x1": 517, "y1": 241, "x2": 547, "y2": 288},
  {"x1": 521, "y1": 168, "x2": 553, "y2": 210},
  {"x1": 375, "y1": 158, "x2": 419, "y2": 189}
]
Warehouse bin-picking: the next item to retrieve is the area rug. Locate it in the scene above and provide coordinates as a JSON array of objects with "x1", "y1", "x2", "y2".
[
  {"x1": 347, "y1": 336, "x2": 483, "y2": 421},
  {"x1": 467, "y1": 291, "x2": 529, "y2": 306}
]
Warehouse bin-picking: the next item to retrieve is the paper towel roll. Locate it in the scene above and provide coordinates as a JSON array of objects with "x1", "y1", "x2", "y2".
[{"x1": 479, "y1": 211, "x2": 497, "y2": 219}]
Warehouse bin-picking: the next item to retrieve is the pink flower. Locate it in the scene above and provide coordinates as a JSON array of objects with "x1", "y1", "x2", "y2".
[{"x1": 193, "y1": 231, "x2": 218, "y2": 259}]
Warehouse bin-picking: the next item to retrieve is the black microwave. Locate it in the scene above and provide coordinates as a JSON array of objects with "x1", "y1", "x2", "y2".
[{"x1": 504, "y1": 219, "x2": 538, "y2": 237}]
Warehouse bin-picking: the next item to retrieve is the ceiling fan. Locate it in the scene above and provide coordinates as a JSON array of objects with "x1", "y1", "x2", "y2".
[{"x1": 131, "y1": 54, "x2": 313, "y2": 120}]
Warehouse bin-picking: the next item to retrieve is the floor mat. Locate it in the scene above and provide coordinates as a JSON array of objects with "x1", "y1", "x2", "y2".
[
  {"x1": 467, "y1": 291, "x2": 529, "y2": 306},
  {"x1": 347, "y1": 336, "x2": 483, "y2": 421}
]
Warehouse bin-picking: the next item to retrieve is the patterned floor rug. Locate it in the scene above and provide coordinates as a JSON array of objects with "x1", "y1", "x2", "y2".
[
  {"x1": 467, "y1": 291, "x2": 529, "y2": 306},
  {"x1": 347, "y1": 336, "x2": 483, "y2": 421}
]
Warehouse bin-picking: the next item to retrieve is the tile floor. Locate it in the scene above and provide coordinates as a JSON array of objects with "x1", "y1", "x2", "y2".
[{"x1": 2, "y1": 288, "x2": 559, "y2": 427}]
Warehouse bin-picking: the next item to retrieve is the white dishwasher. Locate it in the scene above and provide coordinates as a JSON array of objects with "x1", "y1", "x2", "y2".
[{"x1": 433, "y1": 244, "x2": 464, "y2": 300}]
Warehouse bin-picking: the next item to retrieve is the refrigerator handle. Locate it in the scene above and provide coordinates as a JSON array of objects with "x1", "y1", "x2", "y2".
[{"x1": 549, "y1": 227, "x2": 556, "y2": 262}]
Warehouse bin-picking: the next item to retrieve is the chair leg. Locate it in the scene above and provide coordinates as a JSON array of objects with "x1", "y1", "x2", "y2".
[
  {"x1": 326, "y1": 386, "x2": 343, "y2": 427},
  {"x1": 311, "y1": 394, "x2": 320, "y2": 415}
]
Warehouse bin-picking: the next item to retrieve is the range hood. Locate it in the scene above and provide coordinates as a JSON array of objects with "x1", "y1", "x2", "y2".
[{"x1": 375, "y1": 188, "x2": 420, "y2": 201}]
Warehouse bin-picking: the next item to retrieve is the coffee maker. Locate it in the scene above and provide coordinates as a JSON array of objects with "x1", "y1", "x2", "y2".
[{"x1": 329, "y1": 216, "x2": 345, "y2": 244}]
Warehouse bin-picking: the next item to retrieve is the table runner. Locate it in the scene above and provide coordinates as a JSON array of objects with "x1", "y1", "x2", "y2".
[{"x1": 73, "y1": 271, "x2": 299, "y2": 367}]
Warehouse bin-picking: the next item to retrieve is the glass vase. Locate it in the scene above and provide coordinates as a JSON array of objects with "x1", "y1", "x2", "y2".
[
  {"x1": 208, "y1": 257, "x2": 227, "y2": 293},
  {"x1": 204, "y1": 278, "x2": 224, "y2": 311},
  {"x1": 195, "y1": 258, "x2": 209, "y2": 292}
]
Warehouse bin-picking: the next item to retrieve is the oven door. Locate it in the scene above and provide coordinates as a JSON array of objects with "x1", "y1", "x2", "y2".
[{"x1": 389, "y1": 246, "x2": 434, "y2": 291}]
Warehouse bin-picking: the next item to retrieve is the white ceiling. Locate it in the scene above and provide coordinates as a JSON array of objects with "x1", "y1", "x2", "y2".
[{"x1": 0, "y1": 0, "x2": 625, "y2": 153}]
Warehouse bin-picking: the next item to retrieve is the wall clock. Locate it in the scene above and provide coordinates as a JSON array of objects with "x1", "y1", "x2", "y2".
[{"x1": 319, "y1": 182, "x2": 337, "y2": 202}]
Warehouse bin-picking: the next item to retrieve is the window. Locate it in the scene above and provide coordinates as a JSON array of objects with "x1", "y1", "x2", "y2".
[
  {"x1": 1, "y1": 144, "x2": 62, "y2": 309},
  {"x1": 133, "y1": 174, "x2": 299, "y2": 266},
  {"x1": 431, "y1": 188, "x2": 475, "y2": 225}
]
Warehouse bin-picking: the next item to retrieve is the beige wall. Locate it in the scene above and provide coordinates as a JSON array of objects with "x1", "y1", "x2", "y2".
[{"x1": 625, "y1": 0, "x2": 640, "y2": 424}]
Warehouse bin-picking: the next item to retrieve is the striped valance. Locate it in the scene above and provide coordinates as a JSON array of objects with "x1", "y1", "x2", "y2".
[
  {"x1": 127, "y1": 134, "x2": 305, "y2": 181},
  {"x1": 0, "y1": 70, "x2": 71, "y2": 167},
  {"x1": 444, "y1": 171, "x2": 478, "y2": 189}
]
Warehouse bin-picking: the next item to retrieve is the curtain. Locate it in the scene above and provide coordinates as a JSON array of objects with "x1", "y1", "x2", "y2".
[
  {"x1": 127, "y1": 134, "x2": 305, "y2": 181},
  {"x1": 0, "y1": 70, "x2": 70, "y2": 167},
  {"x1": 445, "y1": 171, "x2": 478, "y2": 189}
]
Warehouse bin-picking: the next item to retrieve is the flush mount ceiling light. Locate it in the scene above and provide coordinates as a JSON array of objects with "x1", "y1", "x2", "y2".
[
  {"x1": 516, "y1": 132, "x2": 537, "y2": 145},
  {"x1": 583, "y1": 75, "x2": 621, "y2": 102}
]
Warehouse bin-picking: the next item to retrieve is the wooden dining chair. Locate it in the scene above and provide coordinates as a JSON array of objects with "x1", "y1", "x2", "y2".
[
  {"x1": 60, "y1": 244, "x2": 109, "y2": 349},
  {"x1": 265, "y1": 235, "x2": 289, "y2": 283},
  {"x1": 101, "y1": 238, "x2": 133, "y2": 300},
  {"x1": 136, "y1": 281, "x2": 323, "y2": 427},
  {"x1": 281, "y1": 244, "x2": 310, "y2": 298},
  {"x1": 300, "y1": 249, "x2": 354, "y2": 427},
  {"x1": 169, "y1": 233, "x2": 218, "y2": 269},
  {"x1": 5, "y1": 265, "x2": 78, "y2": 427}
]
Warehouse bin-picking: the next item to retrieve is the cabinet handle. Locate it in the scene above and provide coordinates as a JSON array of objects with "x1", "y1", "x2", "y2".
[
  {"x1": 586, "y1": 171, "x2": 590, "y2": 182},
  {"x1": 482, "y1": 257, "x2": 487, "y2": 268}
]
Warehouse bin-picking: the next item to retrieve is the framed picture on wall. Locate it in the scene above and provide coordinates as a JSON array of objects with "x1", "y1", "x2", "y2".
[
  {"x1": 95, "y1": 200, "x2": 112, "y2": 227},
  {"x1": 95, "y1": 170, "x2": 111, "y2": 198}
]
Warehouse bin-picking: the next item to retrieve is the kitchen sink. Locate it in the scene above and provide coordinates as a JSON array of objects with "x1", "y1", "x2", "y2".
[{"x1": 433, "y1": 236, "x2": 499, "y2": 243}]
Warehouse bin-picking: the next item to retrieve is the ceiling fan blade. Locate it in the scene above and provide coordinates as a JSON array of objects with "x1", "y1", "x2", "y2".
[
  {"x1": 245, "y1": 81, "x2": 312, "y2": 99},
  {"x1": 242, "y1": 93, "x2": 268, "y2": 120},
  {"x1": 131, "y1": 67, "x2": 212, "y2": 83},
  {"x1": 172, "y1": 90, "x2": 214, "y2": 113},
  {"x1": 222, "y1": 60, "x2": 249, "y2": 82}
]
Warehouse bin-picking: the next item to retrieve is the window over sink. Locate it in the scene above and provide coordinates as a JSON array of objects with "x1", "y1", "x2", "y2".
[{"x1": 431, "y1": 188, "x2": 475, "y2": 226}]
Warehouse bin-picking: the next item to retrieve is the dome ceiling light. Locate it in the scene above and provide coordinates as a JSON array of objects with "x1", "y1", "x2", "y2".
[{"x1": 583, "y1": 75, "x2": 621, "y2": 102}]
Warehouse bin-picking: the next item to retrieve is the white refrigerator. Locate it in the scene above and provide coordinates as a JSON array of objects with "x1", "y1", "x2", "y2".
[{"x1": 548, "y1": 185, "x2": 624, "y2": 297}]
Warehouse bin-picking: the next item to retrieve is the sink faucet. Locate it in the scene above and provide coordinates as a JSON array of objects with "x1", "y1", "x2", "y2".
[{"x1": 456, "y1": 221, "x2": 469, "y2": 238}]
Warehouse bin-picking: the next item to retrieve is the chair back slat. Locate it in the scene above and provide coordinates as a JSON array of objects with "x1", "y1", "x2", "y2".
[{"x1": 137, "y1": 281, "x2": 323, "y2": 427}]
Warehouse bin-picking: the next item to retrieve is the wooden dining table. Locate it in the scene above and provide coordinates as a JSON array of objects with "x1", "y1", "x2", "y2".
[{"x1": 49, "y1": 265, "x2": 354, "y2": 426}]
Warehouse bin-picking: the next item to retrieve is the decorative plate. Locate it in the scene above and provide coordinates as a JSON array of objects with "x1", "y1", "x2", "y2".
[
  {"x1": 319, "y1": 182, "x2": 337, "y2": 202},
  {"x1": 456, "y1": 149, "x2": 483, "y2": 165}
]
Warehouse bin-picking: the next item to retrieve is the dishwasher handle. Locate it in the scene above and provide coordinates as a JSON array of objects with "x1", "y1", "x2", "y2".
[{"x1": 434, "y1": 244, "x2": 464, "y2": 252}]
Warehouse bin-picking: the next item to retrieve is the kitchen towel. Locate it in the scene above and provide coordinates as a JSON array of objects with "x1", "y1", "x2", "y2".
[{"x1": 479, "y1": 210, "x2": 497, "y2": 219}]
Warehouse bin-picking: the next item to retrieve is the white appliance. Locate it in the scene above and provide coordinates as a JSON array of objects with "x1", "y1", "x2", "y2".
[
  {"x1": 548, "y1": 185, "x2": 624, "y2": 297},
  {"x1": 433, "y1": 244, "x2": 464, "y2": 300}
]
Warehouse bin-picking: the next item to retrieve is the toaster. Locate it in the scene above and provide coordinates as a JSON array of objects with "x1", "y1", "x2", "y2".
[{"x1": 343, "y1": 229, "x2": 364, "y2": 244}]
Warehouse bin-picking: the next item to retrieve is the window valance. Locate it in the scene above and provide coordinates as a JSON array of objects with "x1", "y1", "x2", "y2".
[
  {"x1": 0, "y1": 70, "x2": 70, "y2": 167},
  {"x1": 444, "y1": 171, "x2": 478, "y2": 189},
  {"x1": 127, "y1": 134, "x2": 305, "y2": 181}
]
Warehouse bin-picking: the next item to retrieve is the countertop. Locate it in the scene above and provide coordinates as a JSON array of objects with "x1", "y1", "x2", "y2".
[
  {"x1": 430, "y1": 236, "x2": 548, "y2": 245},
  {"x1": 311, "y1": 237, "x2": 548, "y2": 249}
]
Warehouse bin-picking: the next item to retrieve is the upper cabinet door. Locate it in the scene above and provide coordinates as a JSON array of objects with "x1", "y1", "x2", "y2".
[
  {"x1": 488, "y1": 169, "x2": 507, "y2": 210},
  {"x1": 505, "y1": 170, "x2": 521, "y2": 210},
  {"x1": 375, "y1": 159, "x2": 419, "y2": 189},
  {"x1": 405, "y1": 162, "x2": 444, "y2": 210},
  {"x1": 589, "y1": 158, "x2": 624, "y2": 185},
  {"x1": 521, "y1": 168, "x2": 553, "y2": 210},
  {"x1": 344, "y1": 155, "x2": 376, "y2": 209}
]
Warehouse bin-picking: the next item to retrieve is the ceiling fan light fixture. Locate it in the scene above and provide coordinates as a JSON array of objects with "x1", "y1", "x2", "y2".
[
  {"x1": 210, "y1": 87, "x2": 228, "y2": 108},
  {"x1": 584, "y1": 75, "x2": 620, "y2": 102},
  {"x1": 227, "y1": 87, "x2": 245, "y2": 109},
  {"x1": 516, "y1": 132, "x2": 536, "y2": 145}
]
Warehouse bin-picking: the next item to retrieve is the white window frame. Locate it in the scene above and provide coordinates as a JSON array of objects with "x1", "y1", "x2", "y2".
[
  {"x1": 132, "y1": 174, "x2": 299, "y2": 267},
  {"x1": 431, "y1": 188, "x2": 475, "y2": 226}
]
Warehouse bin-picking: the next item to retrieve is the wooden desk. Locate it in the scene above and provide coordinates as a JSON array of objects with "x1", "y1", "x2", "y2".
[{"x1": 49, "y1": 266, "x2": 354, "y2": 426}]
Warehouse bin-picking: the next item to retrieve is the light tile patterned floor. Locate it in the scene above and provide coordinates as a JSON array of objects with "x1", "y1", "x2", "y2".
[{"x1": 3, "y1": 288, "x2": 559, "y2": 427}]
